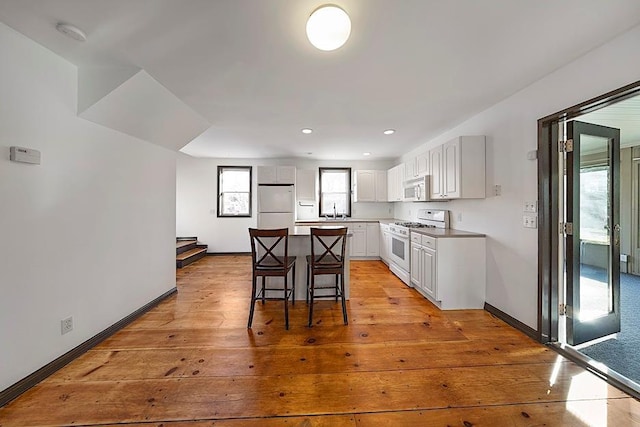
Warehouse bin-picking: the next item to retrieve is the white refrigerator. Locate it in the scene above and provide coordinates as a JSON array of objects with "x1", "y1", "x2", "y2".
[{"x1": 257, "y1": 185, "x2": 295, "y2": 231}]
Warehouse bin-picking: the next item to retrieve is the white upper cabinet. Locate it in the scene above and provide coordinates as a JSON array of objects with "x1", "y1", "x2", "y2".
[
  {"x1": 429, "y1": 136, "x2": 485, "y2": 199},
  {"x1": 296, "y1": 169, "x2": 316, "y2": 200},
  {"x1": 354, "y1": 170, "x2": 387, "y2": 202},
  {"x1": 404, "y1": 159, "x2": 417, "y2": 181},
  {"x1": 257, "y1": 166, "x2": 296, "y2": 184},
  {"x1": 375, "y1": 170, "x2": 387, "y2": 201},
  {"x1": 386, "y1": 164, "x2": 405, "y2": 202},
  {"x1": 416, "y1": 151, "x2": 429, "y2": 176},
  {"x1": 354, "y1": 170, "x2": 376, "y2": 202},
  {"x1": 404, "y1": 151, "x2": 430, "y2": 180}
]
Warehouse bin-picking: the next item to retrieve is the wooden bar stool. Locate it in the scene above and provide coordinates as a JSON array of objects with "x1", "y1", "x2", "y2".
[
  {"x1": 248, "y1": 228, "x2": 296, "y2": 330},
  {"x1": 306, "y1": 227, "x2": 348, "y2": 327}
]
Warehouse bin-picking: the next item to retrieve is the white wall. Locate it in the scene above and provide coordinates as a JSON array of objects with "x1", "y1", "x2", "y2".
[
  {"x1": 176, "y1": 155, "x2": 394, "y2": 253},
  {"x1": 0, "y1": 23, "x2": 176, "y2": 391},
  {"x1": 394, "y1": 24, "x2": 640, "y2": 329}
]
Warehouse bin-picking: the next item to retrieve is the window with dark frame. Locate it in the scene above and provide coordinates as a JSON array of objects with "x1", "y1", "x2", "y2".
[
  {"x1": 319, "y1": 167, "x2": 351, "y2": 217},
  {"x1": 217, "y1": 166, "x2": 252, "y2": 217}
]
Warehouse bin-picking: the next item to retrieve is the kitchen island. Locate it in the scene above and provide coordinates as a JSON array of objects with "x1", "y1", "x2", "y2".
[{"x1": 264, "y1": 226, "x2": 352, "y2": 301}]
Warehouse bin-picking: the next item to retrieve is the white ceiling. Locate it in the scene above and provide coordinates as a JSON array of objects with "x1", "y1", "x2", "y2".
[
  {"x1": 1, "y1": 1, "x2": 640, "y2": 160},
  {"x1": 581, "y1": 95, "x2": 640, "y2": 148}
]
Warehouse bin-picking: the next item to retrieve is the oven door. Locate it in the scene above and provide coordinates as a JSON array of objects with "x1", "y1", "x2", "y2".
[{"x1": 389, "y1": 234, "x2": 410, "y2": 271}]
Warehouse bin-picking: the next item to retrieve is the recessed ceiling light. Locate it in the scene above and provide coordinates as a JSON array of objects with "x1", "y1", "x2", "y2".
[
  {"x1": 306, "y1": 5, "x2": 351, "y2": 51},
  {"x1": 383, "y1": 129, "x2": 395, "y2": 135},
  {"x1": 302, "y1": 128, "x2": 313, "y2": 134},
  {"x1": 363, "y1": 152, "x2": 371, "y2": 156},
  {"x1": 56, "y1": 23, "x2": 87, "y2": 42}
]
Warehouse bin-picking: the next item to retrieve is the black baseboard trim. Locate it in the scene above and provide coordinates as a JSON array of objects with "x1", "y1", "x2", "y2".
[
  {"x1": 206, "y1": 252, "x2": 251, "y2": 256},
  {"x1": 484, "y1": 302, "x2": 539, "y2": 341},
  {"x1": 0, "y1": 287, "x2": 177, "y2": 408}
]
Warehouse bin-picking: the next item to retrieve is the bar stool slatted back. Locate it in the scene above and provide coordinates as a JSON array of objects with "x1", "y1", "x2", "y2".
[
  {"x1": 248, "y1": 228, "x2": 296, "y2": 330},
  {"x1": 306, "y1": 227, "x2": 348, "y2": 327}
]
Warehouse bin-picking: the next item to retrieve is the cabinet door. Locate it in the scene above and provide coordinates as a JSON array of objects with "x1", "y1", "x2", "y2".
[
  {"x1": 296, "y1": 169, "x2": 316, "y2": 200},
  {"x1": 410, "y1": 242, "x2": 422, "y2": 287},
  {"x1": 395, "y1": 163, "x2": 405, "y2": 201},
  {"x1": 350, "y1": 223, "x2": 367, "y2": 257},
  {"x1": 387, "y1": 167, "x2": 396, "y2": 202},
  {"x1": 375, "y1": 170, "x2": 387, "y2": 201},
  {"x1": 257, "y1": 166, "x2": 277, "y2": 184},
  {"x1": 404, "y1": 159, "x2": 416, "y2": 180},
  {"x1": 429, "y1": 147, "x2": 443, "y2": 198},
  {"x1": 422, "y1": 247, "x2": 437, "y2": 299},
  {"x1": 416, "y1": 151, "x2": 429, "y2": 176},
  {"x1": 380, "y1": 229, "x2": 389, "y2": 262},
  {"x1": 366, "y1": 223, "x2": 379, "y2": 256},
  {"x1": 276, "y1": 166, "x2": 296, "y2": 184},
  {"x1": 355, "y1": 170, "x2": 376, "y2": 202},
  {"x1": 443, "y1": 139, "x2": 460, "y2": 198}
]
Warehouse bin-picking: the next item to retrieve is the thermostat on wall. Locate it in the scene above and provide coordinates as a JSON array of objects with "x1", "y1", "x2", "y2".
[{"x1": 10, "y1": 146, "x2": 41, "y2": 165}]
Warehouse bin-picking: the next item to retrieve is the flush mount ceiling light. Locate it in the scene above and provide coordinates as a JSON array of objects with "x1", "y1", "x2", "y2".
[
  {"x1": 363, "y1": 152, "x2": 371, "y2": 156},
  {"x1": 306, "y1": 5, "x2": 351, "y2": 51},
  {"x1": 383, "y1": 129, "x2": 395, "y2": 135},
  {"x1": 56, "y1": 23, "x2": 87, "y2": 42},
  {"x1": 301, "y1": 128, "x2": 313, "y2": 134}
]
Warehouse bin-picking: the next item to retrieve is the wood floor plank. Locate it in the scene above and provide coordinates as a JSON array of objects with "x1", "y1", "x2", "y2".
[
  {"x1": 0, "y1": 363, "x2": 628, "y2": 425},
  {"x1": 0, "y1": 257, "x2": 636, "y2": 427},
  {"x1": 46, "y1": 338, "x2": 559, "y2": 383},
  {"x1": 354, "y1": 398, "x2": 640, "y2": 426}
]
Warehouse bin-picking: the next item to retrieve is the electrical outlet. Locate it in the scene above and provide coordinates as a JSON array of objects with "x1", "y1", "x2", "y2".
[
  {"x1": 524, "y1": 201, "x2": 538, "y2": 213},
  {"x1": 457, "y1": 212, "x2": 462, "y2": 222},
  {"x1": 61, "y1": 316, "x2": 73, "y2": 335},
  {"x1": 523, "y1": 215, "x2": 537, "y2": 229}
]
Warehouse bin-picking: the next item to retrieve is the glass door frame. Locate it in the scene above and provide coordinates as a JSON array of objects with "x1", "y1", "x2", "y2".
[
  {"x1": 537, "y1": 80, "x2": 640, "y2": 344},
  {"x1": 537, "y1": 80, "x2": 640, "y2": 398}
]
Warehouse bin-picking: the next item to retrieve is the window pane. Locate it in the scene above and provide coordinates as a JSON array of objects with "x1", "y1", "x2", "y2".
[
  {"x1": 322, "y1": 193, "x2": 348, "y2": 215},
  {"x1": 218, "y1": 166, "x2": 251, "y2": 217},
  {"x1": 322, "y1": 171, "x2": 348, "y2": 192},
  {"x1": 580, "y1": 168, "x2": 609, "y2": 244},
  {"x1": 319, "y1": 168, "x2": 351, "y2": 216},
  {"x1": 222, "y1": 169, "x2": 250, "y2": 192},
  {"x1": 222, "y1": 192, "x2": 249, "y2": 215}
]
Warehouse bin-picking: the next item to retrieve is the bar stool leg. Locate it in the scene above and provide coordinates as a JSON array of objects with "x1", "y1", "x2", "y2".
[
  {"x1": 291, "y1": 264, "x2": 296, "y2": 306},
  {"x1": 261, "y1": 277, "x2": 266, "y2": 304},
  {"x1": 308, "y1": 273, "x2": 315, "y2": 327},
  {"x1": 340, "y1": 270, "x2": 348, "y2": 325},
  {"x1": 284, "y1": 274, "x2": 289, "y2": 330},
  {"x1": 335, "y1": 274, "x2": 339, "y2": 301},
  {"x1": 248, "y1": 274, "x2": 258, "y2": 328},
  {"x1": 305, "y1": 262, "x2": 310, "y2": 304}
]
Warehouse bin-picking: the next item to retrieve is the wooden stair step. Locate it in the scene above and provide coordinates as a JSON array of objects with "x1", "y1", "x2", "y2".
[
  {"x1": 176, "y1": 240, "x2": 197, "y2": 250},
  {"x1": 176, "y1": 247, "x2": 207, "y2": 261}
]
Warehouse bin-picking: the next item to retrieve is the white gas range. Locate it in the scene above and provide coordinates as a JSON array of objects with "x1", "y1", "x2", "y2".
[{"x1": 387, "y1": 209, "x2": 449, "y2": 286}]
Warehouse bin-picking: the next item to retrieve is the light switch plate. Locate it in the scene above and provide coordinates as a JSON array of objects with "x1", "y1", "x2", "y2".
[
  {"x1": 523, "y1": 215, "x2": 537, "y2": 228},
  {"x1": 524, "y1": 201, "x2": 538, "y2": 213}
]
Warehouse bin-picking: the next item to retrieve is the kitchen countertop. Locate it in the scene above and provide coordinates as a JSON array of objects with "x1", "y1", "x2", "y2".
[
  {"x1": 410, "y1": 228, "x2": 486, "y2": 238},
  {"x1": 296, "y1": 218, "x2": 393, "y2": 224},
  {"x1": 292, "y1": 225, "x2": 353, "y2": 236}
]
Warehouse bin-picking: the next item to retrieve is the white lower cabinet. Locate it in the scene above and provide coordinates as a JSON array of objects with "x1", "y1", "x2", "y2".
[
  {"x1": 350, "y1": 223, "x2": 367, "y2": 257},
  {"x1": 410, "y1": 231, "x2": 486, "y2": 309},
  {"x1": 380, "y1": 223, "x2": 390, "y2": 263},
  {"x1": 366, "y1": 223, "x2": 379, "y2": 256}
]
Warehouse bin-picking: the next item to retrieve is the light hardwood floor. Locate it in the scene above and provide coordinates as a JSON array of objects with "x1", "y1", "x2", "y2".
[{"x1": 1, "y1": 256, "x2": 639, "y2": 426}]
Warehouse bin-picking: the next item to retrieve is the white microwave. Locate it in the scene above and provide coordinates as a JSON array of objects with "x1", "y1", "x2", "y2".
[{"x1": 403, "y1": 176, "x2": 430, "y2": 201}]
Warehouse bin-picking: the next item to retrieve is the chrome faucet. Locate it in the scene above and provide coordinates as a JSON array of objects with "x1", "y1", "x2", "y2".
[{"x1": 333, "y1": 203, "x2": 337, "y2": 219}]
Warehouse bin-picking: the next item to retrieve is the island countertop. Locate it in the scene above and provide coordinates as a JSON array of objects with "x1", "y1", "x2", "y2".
[{"x1": 292, "y1": 225, "x2": 353, "y2": 236}]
